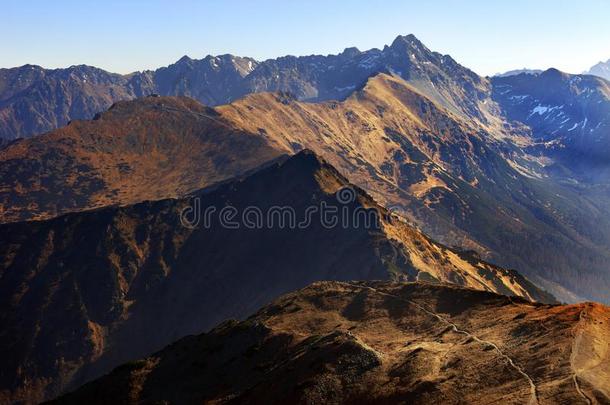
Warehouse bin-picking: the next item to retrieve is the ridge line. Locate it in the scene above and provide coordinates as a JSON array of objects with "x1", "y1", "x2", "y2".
[{"x1": 344, "y1": 283, "x2": 540, "y2": 405}]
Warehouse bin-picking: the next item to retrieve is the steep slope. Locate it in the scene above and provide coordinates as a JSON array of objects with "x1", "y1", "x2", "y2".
[
  {"x1": 492, "y1": 69, "x2": 610, "y2": 166},
  {"x1": 0, "y1": 151, "x2": 553, "y2": 403},
  {"x1": 3, "y1": 72, "x2": 610, "y2": 303},
  {"x1": 0, "y1": 64, "x2": 154, "y2": 140},
  {"x1": 242, "y1": 34, "x2": 493, "y2": 122},
  {"x1": 53, "y1": 281, "x2": 610, "y2": 405},
  {"x1": 0, "y1": 96, "x2": 280, "y2": 223},
  {"x1": 220, "y1": 73, "x2": 610, "y2": 304},
  {"x1": 3, "y1": 73, "x2": 610, "y2": 303}
]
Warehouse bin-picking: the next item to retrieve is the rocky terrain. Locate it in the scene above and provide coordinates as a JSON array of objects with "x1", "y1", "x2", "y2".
[
  {"x1": 1, "y1": 32, "x2": 609, "y2": 405},
  {"x1": 220, "y1": 73, "x2": 610, "y2": 304},
  {"x1": 492, "y1": 68, "x2": 610, "y2": 168},
  {"x1": 3, "y1": 74, "x2": 610, "y2": 305},
  {"x1": 3, "y1": 35, "x2": 610, "y2": 304},
  {"x1": 0, "y1": 35, "x2": 493, "y2": 140},
  {"x1": 0, "y1": 96, "x2": 280, "y2": 223},
  {"x1": 0, "y1": 151, "x2": 554, "y2": 403},
  {"x1": 0, "y1": 64, "x2": 152, "y2": 140},
  {"x1": 52, "y1": 281, "x2": 610, "y2": 404}
]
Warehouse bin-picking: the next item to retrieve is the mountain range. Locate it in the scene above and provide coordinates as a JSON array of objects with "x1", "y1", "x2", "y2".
[
  {"x1": 0, "y1": 150, "x2": 553, "y2": 403},
  {"x1": 3, "y1": 69, "x2": 610, "y2": 304},
  {"x1": 492, "y1": 69, "x2": 610, "y2": 166},
  {"x1": 2, "y1": 34, "x2": 610, "y2": 403},
  {"x1": 0, "y1": 35, "x2": 490, "y2": 140},
  {"x1": 495, "y1": 69, "x2": 543, "y2": 77}
]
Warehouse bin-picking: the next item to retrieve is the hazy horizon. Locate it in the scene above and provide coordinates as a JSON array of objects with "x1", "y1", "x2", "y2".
[{"x1": 3, "y1": 0, "x2": 610, "y2": 76}]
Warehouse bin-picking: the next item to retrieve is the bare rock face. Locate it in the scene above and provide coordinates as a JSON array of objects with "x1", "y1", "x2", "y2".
[
  {"x1": 0, "y1": 151, "x2": 553, "y2": 403},
  {"x1": 52, "y1": 281, "x2": 610, "y2": 405}
]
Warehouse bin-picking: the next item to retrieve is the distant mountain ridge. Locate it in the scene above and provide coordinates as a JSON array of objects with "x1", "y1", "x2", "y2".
[
  {"x1": 587, "y1": 59, "x2": 610, "y2": 80},
  {"x1": 494, "y1": 68, "x2": 543, "y2": 77},
  {"x1": 0, "y1": 34, "x2": 490, "y2": 139},
  {"x1": 492, "y1": 68, "x2": 610, "y2": 165}
]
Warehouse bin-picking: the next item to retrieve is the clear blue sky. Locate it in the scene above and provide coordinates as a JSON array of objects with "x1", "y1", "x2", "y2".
[{"x1": 2, "y1": 0, "x2": 609, "y2": 76}]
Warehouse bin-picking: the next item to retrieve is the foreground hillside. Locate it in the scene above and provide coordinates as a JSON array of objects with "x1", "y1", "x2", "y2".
[
  {"x1": 54, "y1": 281, "x2": 610, "y2": 404},
  {"x1": 0, "y1": 151, "x2": 553, "y2": 403}
]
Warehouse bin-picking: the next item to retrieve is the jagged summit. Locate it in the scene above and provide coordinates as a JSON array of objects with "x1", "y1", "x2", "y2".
[
  {"x1": 0, "y1": 34, "x2": 485, "y2": 139},
  {"x1": 340, "y1": 46, "x2": 361, "y2": 57},
  {"x1": 494, "y1": 68, "x2": 542, "y2": 77},
  {"x1": 587, "y1": 58, "x2": 610, "y2": 80},
  {"x1": 176, "y1": 54, "x2": 193, "y2": 64},
  {"x1": 389, "y1": 33, "x2": 429, "y2": 51}
]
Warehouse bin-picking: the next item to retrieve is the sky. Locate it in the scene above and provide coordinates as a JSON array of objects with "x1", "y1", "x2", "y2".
[{"x1": 2, "y1": 0, "x2": 609, "y2": 76}]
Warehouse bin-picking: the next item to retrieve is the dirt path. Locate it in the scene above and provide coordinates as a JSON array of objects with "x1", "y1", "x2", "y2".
[
  {"x1": 571, "y1": 307, "x2": 593, "y2": 405},
  {"x1": 345, "y1": 283, "x2": 540, "y2": 405}
]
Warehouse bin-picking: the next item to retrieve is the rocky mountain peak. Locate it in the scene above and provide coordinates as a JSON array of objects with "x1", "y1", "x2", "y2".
[
  {"x1": 176, "y1": 55, "x2": 193, "y2": 64},
  {"x1": 340, "y1": 46, "x2": 361, "y2": 58},
  {"x1": 540, "y1": 67, "x2": 567, "y2": 79},
  {"x1": 587, "y1": 58, "x2": 610, "y2": 80},
  {"x1": 389, "y1": 34, "x2": 430, "y2": 55}
]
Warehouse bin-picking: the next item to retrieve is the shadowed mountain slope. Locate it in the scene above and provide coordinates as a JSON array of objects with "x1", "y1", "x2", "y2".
[
  {"x1": 0, "y1": 64, "x2": 153, "y2": 140},
  {"x1": 53, "y1": 281, "x2": 610, "y2": 405},
  {"x1": 219, "y1": 74, "x2": 610, "y2": 304},
  {"x1": 0, "y1": 151, "x2": 553, "y2": 403},
  {"x1": 2, "y1": 75, "x2": 610, "y2": 304},
  {"x1": 492, "y1": 69, "x2": 610, "y2": 166}
]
